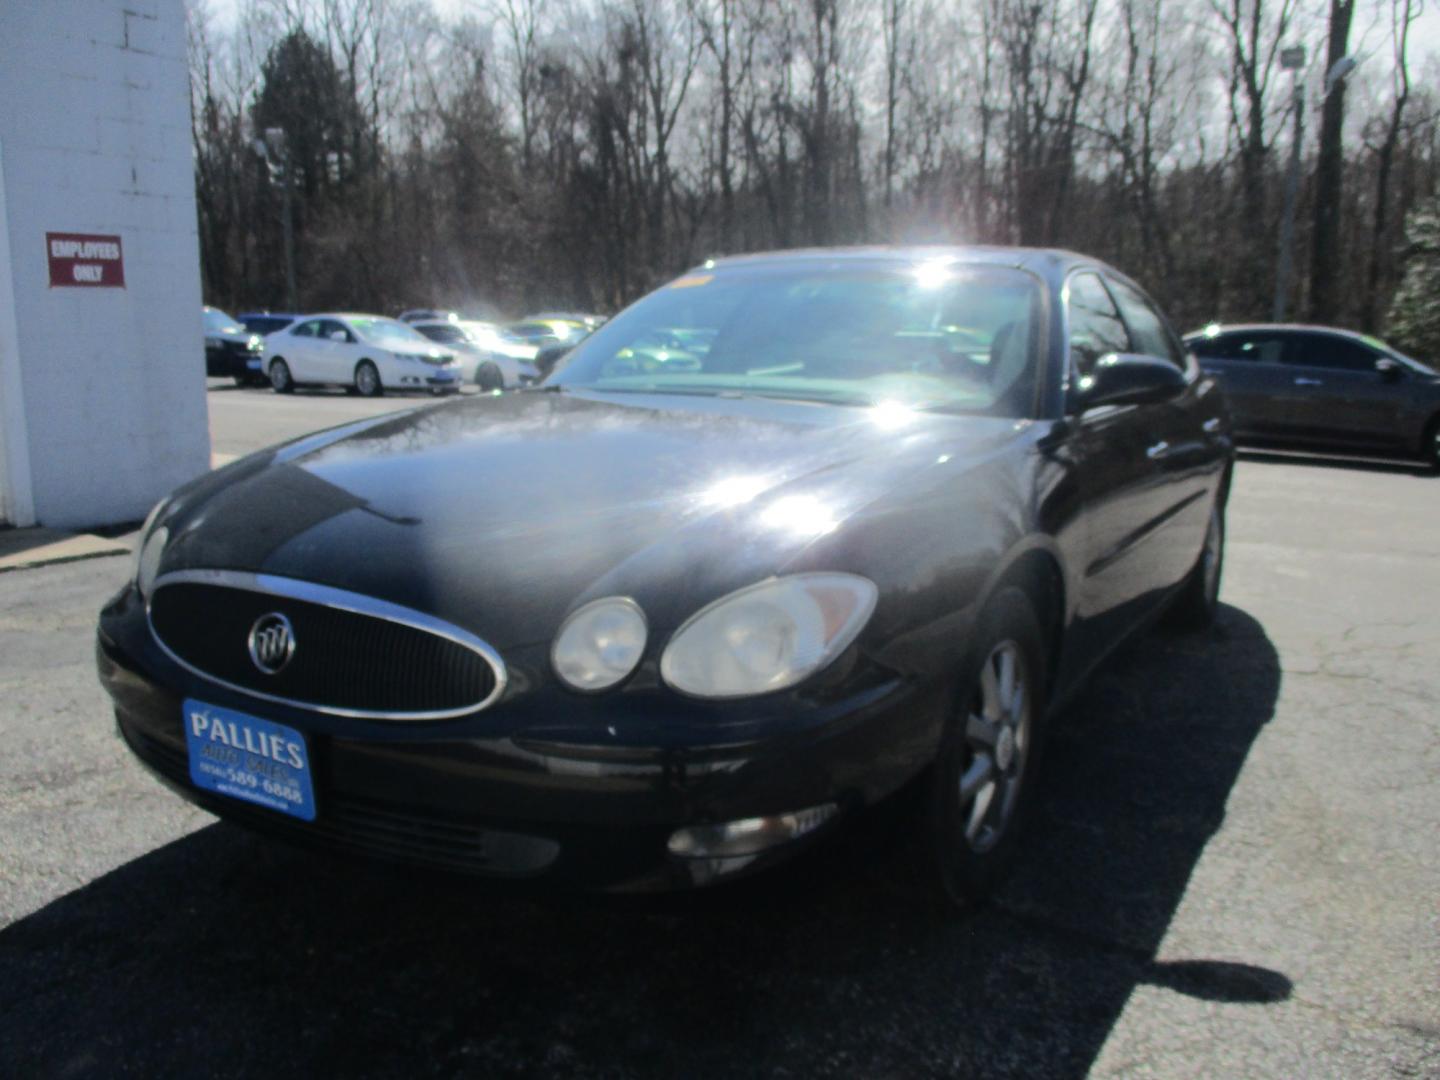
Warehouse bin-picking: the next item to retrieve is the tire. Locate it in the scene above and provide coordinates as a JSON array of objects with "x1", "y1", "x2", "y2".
[
  {"x1": 1423, "y1": 415, "x2": 1440, "y2": 472},
  {"x1": 269, "y1": 358, "x2": 294, "y2": 394},
  {"x1": 921, "y1": 586, "x2": 1048, "y2": 909},
  {"x1": 475, "y1": 362, "x2": 504, "y2": 393},
  {"x1": 354, "y1": 360, "x2": 383, "y2": 398},
  {"x1": 1167, "y1": 500, "x2": 1224, "y2": 630}
]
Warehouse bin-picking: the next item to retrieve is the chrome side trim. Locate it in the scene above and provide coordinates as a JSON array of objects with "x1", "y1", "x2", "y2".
[{"x1": 146, "y1": 569, "x2": 509, "y2": 722}]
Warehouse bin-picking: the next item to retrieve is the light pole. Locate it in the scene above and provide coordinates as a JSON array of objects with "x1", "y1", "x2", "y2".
[
  {"x1": 252, "y1": 127, "x2": 298, "y2": 313},
  {"x1": 1273, "y1": 49, "x2": 1359, "y2": 322},
  {"x1": 1272, "y1": 45, "x2": 1306, "y2": 323}
]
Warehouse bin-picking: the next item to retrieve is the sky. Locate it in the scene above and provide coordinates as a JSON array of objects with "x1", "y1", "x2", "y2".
[{"x1": 200, "y1": 0, "x2": 1440, "y2": 131}]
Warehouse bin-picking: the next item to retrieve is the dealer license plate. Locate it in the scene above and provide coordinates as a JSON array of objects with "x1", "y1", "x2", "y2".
[{"x1": 183, "y1": 699, "x2": 316, "y2": 821}]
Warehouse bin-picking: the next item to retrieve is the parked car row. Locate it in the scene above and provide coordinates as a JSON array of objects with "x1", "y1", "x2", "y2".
[{"x1": 202, "y1": 306, "x2": 606, "y2": 396}]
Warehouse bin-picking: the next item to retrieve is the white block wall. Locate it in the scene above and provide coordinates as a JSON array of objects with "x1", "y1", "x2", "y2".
[{"x1": 0, "y1": 0, "x2": 209, "y2": 528}]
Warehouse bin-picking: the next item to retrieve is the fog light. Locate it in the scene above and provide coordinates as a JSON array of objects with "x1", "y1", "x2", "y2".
[{"x1": 666, "y1": 803, "x2": 838, "y2": 858}]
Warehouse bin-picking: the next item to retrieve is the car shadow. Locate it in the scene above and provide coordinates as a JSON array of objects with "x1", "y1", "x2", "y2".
[
  {"x1": 0, "y1": 604, "x2": 1282, "y2": 1078},
  {"x1": 1238, "y1": 446, "x2": 1433, "y2": 477}
]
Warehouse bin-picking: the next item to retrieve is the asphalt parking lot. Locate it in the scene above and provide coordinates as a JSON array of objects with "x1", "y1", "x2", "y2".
[{"x1": 1, "y1": 385, "x2": 1437, "y2": 1078}]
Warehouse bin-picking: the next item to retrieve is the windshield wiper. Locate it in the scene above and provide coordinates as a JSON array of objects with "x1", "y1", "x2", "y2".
[{"x1": 554, "y1": 385, "x2": 735, "y2": 399}]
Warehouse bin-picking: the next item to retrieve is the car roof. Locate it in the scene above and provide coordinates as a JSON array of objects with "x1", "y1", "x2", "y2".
[
  {"x1": 239, "y1": 311, "x2": 299, "y2": 319},
  {"x1": 703, "y1": 244, "x2": 1105, "y2": 279},
  {"x1": 1182, "y1": 323, "x2": 1388, "y2": 345}
]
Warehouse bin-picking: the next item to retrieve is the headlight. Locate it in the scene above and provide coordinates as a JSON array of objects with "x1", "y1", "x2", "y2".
[
  {"x1": 133, "y1": 499, "x2": 170, "y2": 598},
  {"x1": 660, "y1": 573, "x2": 877, "y2": 699},
  {"x1": 246, "y1": 335, "x2": 264, "y2": 352},
  {"x1": 551, "y1": 597, "x2": 648, "y2": 692}
]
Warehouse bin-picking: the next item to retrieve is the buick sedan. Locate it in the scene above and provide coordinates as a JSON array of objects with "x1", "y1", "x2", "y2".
[{"x1": 98, "y1": 247, "x2": 1232, "y2": 905}]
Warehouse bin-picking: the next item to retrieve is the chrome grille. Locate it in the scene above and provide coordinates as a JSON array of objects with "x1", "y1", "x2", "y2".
[{"x1": 147, "y1": 571, "x2": 506, "y2": 720}]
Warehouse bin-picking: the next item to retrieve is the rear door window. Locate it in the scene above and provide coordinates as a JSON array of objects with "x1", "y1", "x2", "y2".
[
  {"x1": 1285, "y1": 334, "x2": 1378, "y2": 373},
  {"x1": 320, "y1": 319, "x2": 352, "y2": 342}
]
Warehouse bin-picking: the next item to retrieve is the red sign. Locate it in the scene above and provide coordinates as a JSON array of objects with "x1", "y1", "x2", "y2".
[{"x1": 46, "y1": 232, "x2": 125, "y2": 288}]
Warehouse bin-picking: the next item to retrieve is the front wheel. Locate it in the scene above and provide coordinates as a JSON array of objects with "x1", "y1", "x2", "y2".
[
  {"x1": 475, "y1": 362, "x2": 504, "y2": 392},
  {"x1": 354, "y1": 360, "x2": 383, "y2": 398},
  {"x1": 269, "y1": 358, "x2": 293, "y2": 394},
  {"x1": 1423, "y1": 415, "x2": 1440, "y2": 472},
  {"x1": 922, "y1": 586, "x2": 1047, "y2": 909}
]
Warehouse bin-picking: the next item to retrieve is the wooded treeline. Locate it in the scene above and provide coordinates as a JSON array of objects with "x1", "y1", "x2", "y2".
[{"x1": 190, "y1": 0, "x2": 1440, "y2": 345}]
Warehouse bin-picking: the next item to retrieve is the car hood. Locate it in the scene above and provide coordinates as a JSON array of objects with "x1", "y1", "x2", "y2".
[
  {"x1": 385, "y1": 347, "x2": 452, "y2": 361},
  {"x1": 158, "y1": 391, "x2": 1031, "y2": 646}
]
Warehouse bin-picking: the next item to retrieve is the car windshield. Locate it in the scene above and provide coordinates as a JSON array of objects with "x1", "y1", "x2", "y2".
[
  {"x1": 417, "y1": 324, "x2": 469, "y2": 344},
  {"x1": 243, "y1": 315, "x2": 292, "y2": 335},
  {"x1": 551, "y1": 262, "x2": 1045, "y2": 416},
  {"x1": 349, "y1": 317, "x2": 433, "y2": 348},
  {"x1": 460, "y1": 321, "x2": 499, "y2": 342},
  {"x1": 507, "y1": 322, "x2": 561, "y2": 342},
  {"x1": 204, "y1": 308, "x2": 242, "y2": 334}
]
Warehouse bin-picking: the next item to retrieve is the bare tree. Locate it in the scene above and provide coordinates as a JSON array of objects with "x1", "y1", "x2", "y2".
[
  {"x1": 1362, "y1": 0, "x2": 1421, "y2": 332},
  {"x1": 1210, "y1": 0, "x2": 1295, "y2": 313},
  {"x1": 1307, "y1": 0, "x2": 1357, "y2": 321}
]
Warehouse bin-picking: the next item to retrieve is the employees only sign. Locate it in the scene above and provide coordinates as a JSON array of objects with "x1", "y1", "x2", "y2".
[{"x1": 46, "y1": 232, "x2": 125, "y2": 288}]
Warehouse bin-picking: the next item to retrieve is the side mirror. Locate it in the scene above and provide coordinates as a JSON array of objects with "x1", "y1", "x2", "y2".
[
  {"x1": 1375, "y1": 357, "x2": 1404, "y2": 381},
  {"x1": 1077, "y1": 353, "x2": 1187, "y2": 410}
]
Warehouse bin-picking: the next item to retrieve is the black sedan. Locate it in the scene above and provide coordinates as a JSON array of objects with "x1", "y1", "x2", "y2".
[
  {"x1": 99, "y1": 248, "x2": 1232, "y2": 905},
  {"x1": 203, "y1": 306, "x2": 266, "y2": 386},
  {"x1": 1184, "y1": 323, "x2": 1440, "y2": 469}
]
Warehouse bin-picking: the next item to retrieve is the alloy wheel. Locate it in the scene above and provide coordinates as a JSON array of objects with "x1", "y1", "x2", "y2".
[{"x1": 956, "y1": 640, "x2": 1032, "y2": 854}]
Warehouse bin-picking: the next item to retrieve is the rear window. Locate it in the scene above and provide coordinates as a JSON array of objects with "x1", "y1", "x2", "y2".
[{"x1": 1285, "y1": 334, "x2": 1378, "y2": 373}]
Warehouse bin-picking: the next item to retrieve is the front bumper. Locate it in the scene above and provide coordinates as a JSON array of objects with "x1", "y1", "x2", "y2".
[
  {"x1": 206, "y1": 343, "x2": 262, "y2": 378},
  {"x1": 97, "y1": 586, "x2": 940, "y2": 891}
]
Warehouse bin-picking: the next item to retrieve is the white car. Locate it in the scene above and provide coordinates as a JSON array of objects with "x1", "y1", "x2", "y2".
[
  {"x1": 411, "y1": 319, "x2": 542, "y2": 391},
  {"x1": 264, "y1": 313, "x2": 463, "y2": 397}
]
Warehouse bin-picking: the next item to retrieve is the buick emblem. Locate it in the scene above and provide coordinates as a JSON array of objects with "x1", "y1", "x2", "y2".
[{"x1": 247, "y1": 613, "x2": 295, "y2": 675}]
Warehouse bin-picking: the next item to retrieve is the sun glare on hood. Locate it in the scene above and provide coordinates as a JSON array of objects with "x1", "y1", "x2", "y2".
[
  {"x1": 759, "y1": 495, "x2": 838, "y2": 538},
  {"x1": 701, "y1": 474, "x2": 771, "y2": 508}
]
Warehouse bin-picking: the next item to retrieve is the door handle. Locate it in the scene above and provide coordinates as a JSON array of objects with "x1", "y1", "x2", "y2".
[
  {"x1": 1202, "y1": 417, "x2": 1222, "y2": 434},
  {"x1": 1293, "y1": 377, "x2": 1323, "y2": 386},
  {"x1": 1146, "y1": 440, "x2": 1171, "y2": 460}
]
